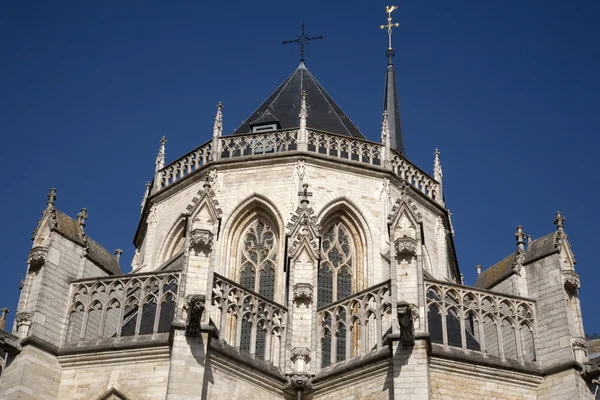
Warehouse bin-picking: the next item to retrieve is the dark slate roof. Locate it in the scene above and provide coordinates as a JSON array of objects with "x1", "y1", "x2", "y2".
[
  {"x1": 475, "y1": 232, "x2": 558, "y2": 289},
  {"x1": 231, "y1": 61, "x2": 365, "y2": 138},
  {"x1": 383, "y1": 63, "x2": 405, "y2": 155},
  {"x1": 52, "y1": 210, "x2": 122, "y2": 276}
]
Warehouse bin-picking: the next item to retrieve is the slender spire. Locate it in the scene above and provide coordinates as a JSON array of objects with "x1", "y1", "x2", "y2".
[
  {"x1": 213, "y1": 102, "x2": 223, "y2": 138},
  {"x1": 155, "y1": 136, "x2": 166, "y2": 172},
  {"x1": 380, "y1": 6, "x2": 405, "y2": 155}
]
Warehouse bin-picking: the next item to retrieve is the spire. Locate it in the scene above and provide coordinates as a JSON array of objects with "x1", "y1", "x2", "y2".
[
  {"x1": 380, "y1": 6, "x2": 405, "y2": 155},
  {"x1": 155, "y1": 136, "x2": 166, "y2": 172},
  {"x1": 213, "y1": 102, "x2": 223, "y2": 138}
]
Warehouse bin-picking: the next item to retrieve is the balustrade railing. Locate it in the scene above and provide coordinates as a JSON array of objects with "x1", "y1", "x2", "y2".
[
  {"x1": 306, "y1": 130, "x2": 382, "y2": 166},
  {"x1": 317, "y1": 280, "x2": 392, "y2": 368},
  {"x1": 156, "y1": 142, "x2": 212, "y2": 190},
  {"x1": 65, "y1": 270, "x2": 180, "y2": 343},
  {"x1": 211, "y1": 273, "x2": 286, "y2": 366},
  {"x1": 425, "y1": 279, "x2": 537, "y2": 364},
  {"x1": 219, "y1": 130, "x2": 298, "y2": 159},
  {"x1": 153, "y1": 130, "x2": 440, "y2": 204},
  {"x1": 391, "y1": 151, "x2": 440, "y2": 201}
]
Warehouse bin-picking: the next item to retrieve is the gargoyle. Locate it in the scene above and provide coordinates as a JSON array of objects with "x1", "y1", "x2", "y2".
[
  {"x1": 397, "y1": 301, "x2": 415, "y2": 347},
  {"x1": 185, "y1": 295, "x2": 206, "y2": 337}
]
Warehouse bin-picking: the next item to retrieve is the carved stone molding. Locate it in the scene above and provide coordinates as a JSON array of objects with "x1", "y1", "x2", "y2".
[
  {"x1": 293, "y1": 283, "x2": 313, "y2": 303},
  {"x1": 572, "y1": 337, "x2": 587, "y2": 351},
  {"x1": 0, "y1": 330, "x2": 22, "y2": 355},
  {"x1": 284, "y1": 372, "x2": 313, "y2": 391},
  {"x1": 563, "y1": 270, "x2": 580, "y2": 293},
  {"x1": 184, "y1": 295, "x2": 206, "y2": 337},
  {"x1": 189, "y1": 229, "x2": 214, "y2": 250},
  {"x1": 28, "y1": 246, "x2": 47, "y2": 271},
  {"x1": 290, "y1": 347, "x2": 311, "y2": 364},
  {"x1": 395, "y1": 236, "x2": 417, "y2": 256},
  {"x1": 15, "y1": 312, "x2": 33, "y2": 325}
]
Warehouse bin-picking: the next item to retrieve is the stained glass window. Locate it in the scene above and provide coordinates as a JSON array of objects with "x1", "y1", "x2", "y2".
[
  {"x1": 318, "y1": 221, "x2": 356, "y2": 366},
  {"x1": 238, "y1": 218, "x2": 277, "y2": 357}
]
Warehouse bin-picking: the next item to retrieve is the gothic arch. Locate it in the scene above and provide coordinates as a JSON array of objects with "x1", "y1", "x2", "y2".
[
  {"x1": 317, "y1": 197, "x2": 373, "y2": 289},
  {"x1": 220, "y1": 194, "x2": 285, "y2": 301},
  {"x1": 156, "y1": 215, "x2": 187, "y2": 267}
]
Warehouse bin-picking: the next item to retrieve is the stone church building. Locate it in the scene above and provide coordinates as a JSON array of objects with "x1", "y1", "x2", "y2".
[{"x1": 1, "y1": 16, "x2": 599, "y2": 400}]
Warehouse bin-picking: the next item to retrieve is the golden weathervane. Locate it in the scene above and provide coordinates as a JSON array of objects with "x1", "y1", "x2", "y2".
[{"x1": 380, "y1": 6, "x2": 400, "y2": 52}]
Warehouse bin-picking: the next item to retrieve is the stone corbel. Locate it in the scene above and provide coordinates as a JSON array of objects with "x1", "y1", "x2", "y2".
[
  {"x1": 394, "y1": 236, "x2": 417, "y2": 257},
  {"x1": 28, "y1": 246, "x2": 47, "y2": 271},
  {"x1": 562, "y1": 270, "x2": 580, "y2": 294},
  {"x1": 293, "y1": 283, "x2": 313, "y2": 304},
  {"x1": 290, "y1": 347, "x2": 311, "y2": 371},
  {"x1": 189, "y1": 229, "x2": 214, "y2": 250}
]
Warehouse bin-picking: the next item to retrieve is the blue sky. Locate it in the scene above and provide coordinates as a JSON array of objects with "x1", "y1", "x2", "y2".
[{"x1": 1, "y1": 1, "x2": 598, "y2": 334}]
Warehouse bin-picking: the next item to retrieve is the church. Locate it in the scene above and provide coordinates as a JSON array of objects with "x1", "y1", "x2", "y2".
[{"x1": 1, "y1": 7, "x2": 599, "y2": 400}]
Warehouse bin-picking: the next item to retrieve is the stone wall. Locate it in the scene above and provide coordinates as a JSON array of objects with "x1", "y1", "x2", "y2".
[
  {"x1": 56, "y1": 347, "x2": 170, "y2": 400},
  {"x1": 430, "y1": 357, "x2": 540, "y2": 400}
]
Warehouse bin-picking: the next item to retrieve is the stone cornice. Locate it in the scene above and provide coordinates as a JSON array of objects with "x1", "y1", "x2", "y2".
[{"x1": 0, "y1": 329, "x2": 22, "y2": 355}]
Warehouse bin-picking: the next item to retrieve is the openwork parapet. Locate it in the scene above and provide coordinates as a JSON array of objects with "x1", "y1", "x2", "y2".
[
  {"x1": 211, "y1": 273, "x2": 287, "y2": 365},
  {"x1": 66, "y1": 271, "x2": 180, "y2": 343},
  {"x1": 317, "y1": 280, "x2": 392, "y2": 368},
  {"x1": 307, "y1": 130, "x2": 382, "y2": 166},
  {"x1": 220, "y1": 130, "x2": 298, "y2": 159},
  {"x1": 425, "y1": 279, "x2": 537, "y2": 364},
  {"x1": 157, "y1": 142, "x2": 212, "y2": 190},
  {"x1": 391, "y1": 151, "x2": 440, "y2": 201}
]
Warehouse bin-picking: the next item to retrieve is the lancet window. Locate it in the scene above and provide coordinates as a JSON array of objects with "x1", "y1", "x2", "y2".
[
  {"x1": 238, "y1": 218, "x2": 277, "y2": 359},
  {"x1": 318, "y1": 220, "x2": 356, "y2": 367}
]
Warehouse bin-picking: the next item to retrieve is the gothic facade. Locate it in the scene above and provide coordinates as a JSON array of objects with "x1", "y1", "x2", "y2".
[{"x1": 0, "y1": 53, "x2": 599, "y2": 399}]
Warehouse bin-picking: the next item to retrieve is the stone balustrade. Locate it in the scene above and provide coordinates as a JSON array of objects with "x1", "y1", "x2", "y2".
[
  {"x1": 152, "y1": 130, "x2": 440, "y2": 203},
  {"x1": 211, "y1": 273, "x2": 287, "y2": 365},
  {"x1": 425, "y1": 279, "x2": 538, "y2": 364},
  {"x1": 317, "y1": 280, "x2": 392, "y2": 368},
  {"x1": 65, "y1": 270, "x2": 180, "y2": 343}
]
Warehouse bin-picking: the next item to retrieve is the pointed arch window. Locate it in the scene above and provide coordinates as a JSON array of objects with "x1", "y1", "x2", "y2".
[
  {"x1": 238, "y1": 218, "x2": 277, "y2": 359},
  {"x1": 318, "y1": 220, "x2": 356, "y2": 367}
]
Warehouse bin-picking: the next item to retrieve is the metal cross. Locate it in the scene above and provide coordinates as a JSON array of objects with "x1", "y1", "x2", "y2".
[
  {"x1": 380, "y1": 5, "x2": 400, "y2": 61},
  {"x1": 282, "y1": 21, "x2": 324, "y2": 62}
]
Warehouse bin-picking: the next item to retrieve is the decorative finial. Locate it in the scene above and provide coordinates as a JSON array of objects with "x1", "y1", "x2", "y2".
[
  {"x1": 554, "y1": 211, "x2": 566, "y2": 233},
  {"x1": 282, "y1": 21, "x2": 324, "y2": 62},
  {"x1": 47, "y1": 188, "x2": 57, "y2": 209},
  {"x1": 114, "y1": 249, "x2": 123, "y2": 262},
  {"x1": 433, "y1": 149, "x2": 443, "y2": 191},
  {"x1": 213, "y1": 102, "x2": 223, "y2": 138},
  {"x1": 460, "y1": 274, "x2": 465, "y2": 285},
  {"x1": 77, "y1": 208, "x2": 88, "y2": 229},
  {"x1": 476, "y1": 264, "x2": 482, "y2": 275},
  {"x1": 0, "y1": 307, "x2": 8, "y2": 331},
  {"x1": 380, "y1": 6, "x2": 400, "y2": 64},
  {"x1": 381, "y1": 110, "x2": 390, "y2": 145},
  {"x1": 298, "y1": 183, "x2": 312, "y2": 207},
  {"x1": 515, "y1": 225, "x2": 527, "y2": 251},
  {"x1": 141, "y1": 181, "x2": 151, "y2": 214},
  {"x1": 155, "y1": 136, "x2": 167, "y2": 172}
]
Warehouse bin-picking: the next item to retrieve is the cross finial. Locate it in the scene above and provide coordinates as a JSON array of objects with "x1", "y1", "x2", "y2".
[
  {"x1": 515, "y1": 225, "x2": 527, "y2": 251},
  {"x1": 298, "y1": 183, "x2": 312, "y2": 206},
  {"x1": 282, "y1": 21, "x2": 324, "y2": 62},
  {"x1": 554, "y1": 211, "x2": 566, "y2": 233},
  {"x1": 47, "y1": 188, "x2": 57, "y2": 209},
  {"x1": 380, "y1": 5, "x2": 400, "y2": 64},
  {"x1": 77, "y1": 208, "x2": 88, "y2": 228}
]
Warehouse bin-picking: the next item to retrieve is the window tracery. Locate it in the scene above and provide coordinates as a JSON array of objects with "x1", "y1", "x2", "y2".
[
  {"x1": 318, "y1": 220, "x2": 356, "y2": 367},
  {"x1": 237, "y1": 218, "x2": 277, "y2": 359}
]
